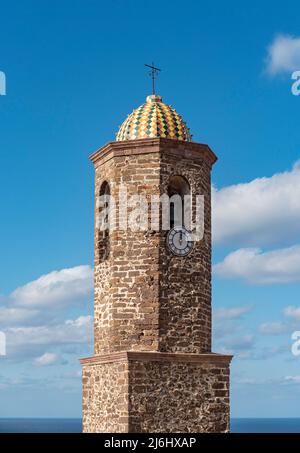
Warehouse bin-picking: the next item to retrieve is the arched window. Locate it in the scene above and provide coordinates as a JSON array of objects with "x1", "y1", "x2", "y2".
[
  {"x1": 168, "y1": 176, "x2": 190, "y2": 229},
  {"x1": 99, "y1": 181, "x2": 110, "y2": 260}
]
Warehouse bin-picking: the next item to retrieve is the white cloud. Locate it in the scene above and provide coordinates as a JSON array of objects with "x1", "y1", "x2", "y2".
[
  {"x1": 234, "y1": 377, "x2": 258, "y2": 385},
  {"x1": 266, "y1": 35, "x2": 300, "y2": 75},
  {"x1": 214, "y1": 305, "x2": 254, "y2": 320},
  {"x1": 35, "y1": 352, "x2": 59, "y2": 366},
  {"x1": 259, "y1": 322, "x2": 289, "y2": 335},
  {"x1": 250, "y1": 345, "x2": 287, "y2": 360},
  {"x1": 11, "y1": 265, "x2": 93, "y2": 308},
  {"x1": 212, "y1": 161, "x2": 300, "y2": 247},
  {"x1": 6, "y1": 315, "x2": 92, "y2": 349},
  {"x1": 0, "y1": 264, "x2": 94, "y2": 335},
  {"x1": 285, "y1": 375, "x2": 300, "y2": 384},
  {"x1": 62, "y1": 370, "x2": 81, "y2": 379},
  {"x1": 0, "y1": 307, "x2": 39, "y2": 326},
  {"x1": 223, "y1": 334, "x2": 255, "y2": 351},
  {"x1": 283, "y1": 306, "x2": 300, "y2": 321},
  {"x1": 213, "y1": 245, "x2": 300, "y2": 284},
  {"x1": 217, "y1": 334, "x2": 255, "y2": 359},
  {"x1": 0, "y1": 265, "x2": 94, "y2": 359}
]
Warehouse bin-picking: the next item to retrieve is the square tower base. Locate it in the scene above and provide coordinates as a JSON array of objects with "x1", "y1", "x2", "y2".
[{"x1": 80, "y1": 352, "x2": 232, "y2": 433}]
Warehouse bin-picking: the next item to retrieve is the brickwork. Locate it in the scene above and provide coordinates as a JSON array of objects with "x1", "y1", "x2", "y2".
[
  {"x1": 93, "y1": 150, "x2": 161, "y2": 354},
  {"x1": 81, "y1": 352, "x2": 231, "y2": 433},
  {"x1": 82, "y1": 359, "x2": 129, "y2": 433},
  {"x1": 93, "y1": 139, "x2": 215, "y2": 354},
  {"x1": 81, "y1": 137, "x2": 232, "y2": 433},
  {"x1": 129, "y1": 356, "x2": 230, "y2": 433},
  {"x1": 159, "y1": 150, "x2": 212, "y2": 353}
]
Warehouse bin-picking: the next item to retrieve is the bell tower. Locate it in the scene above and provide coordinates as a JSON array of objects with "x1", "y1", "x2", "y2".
[{"x1": 80, "y1": 94, "x2": 232, "y2": 433}]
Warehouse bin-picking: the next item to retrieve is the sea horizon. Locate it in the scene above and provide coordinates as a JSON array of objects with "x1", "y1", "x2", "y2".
[{"x1": 0, "y1": 417, "x2": 300, "y2": 433}]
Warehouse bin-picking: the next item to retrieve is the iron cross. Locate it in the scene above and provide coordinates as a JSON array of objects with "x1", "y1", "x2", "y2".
[{"x1": 145, "y1": 62, "x2": 161, "y2": 95}]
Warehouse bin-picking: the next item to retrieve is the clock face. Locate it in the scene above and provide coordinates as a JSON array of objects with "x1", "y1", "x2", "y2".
[{"x1": 167, "y1": 227, "x2": 194, "y2": 257}]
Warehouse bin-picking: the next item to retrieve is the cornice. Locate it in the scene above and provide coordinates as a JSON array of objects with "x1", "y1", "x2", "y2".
[
  {"x1": 80, "y1": 351, "x2": 232, "y2": 366},
  {"x1": 89, "y1": 138, "x2": 217, "y2": 168}
]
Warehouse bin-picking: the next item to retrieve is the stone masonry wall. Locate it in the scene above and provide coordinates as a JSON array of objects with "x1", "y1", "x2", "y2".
[
  {"x1": 82, "y1": 360, "x2": 129, "y2": 433},
  {"x1": 81, "y1": 139, "x2": 231, "y2": 433},
  {"x1": 94, "y1": 149, "x2": 161, "y2": 354},
  {"x1": 81, "y1": 353, "x2": 231, "y2": 433},
  {"x1": 159, "y1": 143, "x2": 212, "y2": 353},
  {"x1": 129, "y1": 358, "x2": 230, "y2": 433},
  {"x1": 93, "y1": 139, "x2": 213, "y2": 355}
]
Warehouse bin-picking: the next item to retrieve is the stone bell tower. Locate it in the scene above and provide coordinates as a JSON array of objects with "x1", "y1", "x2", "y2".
[{"x1": 80, "y1": 94, "x2": 232, "y2": 433}]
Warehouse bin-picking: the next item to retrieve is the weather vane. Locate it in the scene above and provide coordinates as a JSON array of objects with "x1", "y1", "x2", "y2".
[{"x1": 145, "y1": 62, "x2": 161, "y2": 95}]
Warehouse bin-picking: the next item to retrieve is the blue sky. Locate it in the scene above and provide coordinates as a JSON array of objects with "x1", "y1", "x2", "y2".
[{"x1": 1, "y1": 0, "x2": 300, "y2": 418}]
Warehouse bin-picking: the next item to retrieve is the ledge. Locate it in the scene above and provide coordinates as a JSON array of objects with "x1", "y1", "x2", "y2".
[
  {"x1": 80, "y1": 351, "x2": 233, "y2": 366},
  {"x1": 89, "y1": 138, "x2": 217, "y2": 168}
]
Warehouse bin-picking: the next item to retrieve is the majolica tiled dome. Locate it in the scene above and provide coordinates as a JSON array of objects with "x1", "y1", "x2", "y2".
[{"x1": 116, "y1": 95, "x2": 192, "y2": 142}]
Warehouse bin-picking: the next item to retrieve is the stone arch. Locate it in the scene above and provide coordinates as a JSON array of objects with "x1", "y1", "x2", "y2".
[
  {"x1": 168, "y1": 175, "x2": 191, "y2": 229},
  {"x1": 98, "y1": 180, "x2": 111, "y2": 260}
]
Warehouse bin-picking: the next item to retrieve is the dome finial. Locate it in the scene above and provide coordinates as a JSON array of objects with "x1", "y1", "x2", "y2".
[{"x1": 145, "y1": 62, "x2": 161, "y2": 95}]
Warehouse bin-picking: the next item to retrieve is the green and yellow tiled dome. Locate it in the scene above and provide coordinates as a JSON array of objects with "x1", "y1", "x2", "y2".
[{"x1": 116, "y1": 95, "x2": 192, "y2": 142}]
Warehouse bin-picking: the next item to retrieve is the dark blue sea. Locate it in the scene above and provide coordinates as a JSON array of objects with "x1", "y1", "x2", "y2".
[{"x1": 0, "y1": 418, "x2": 300, "y2": 433}]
